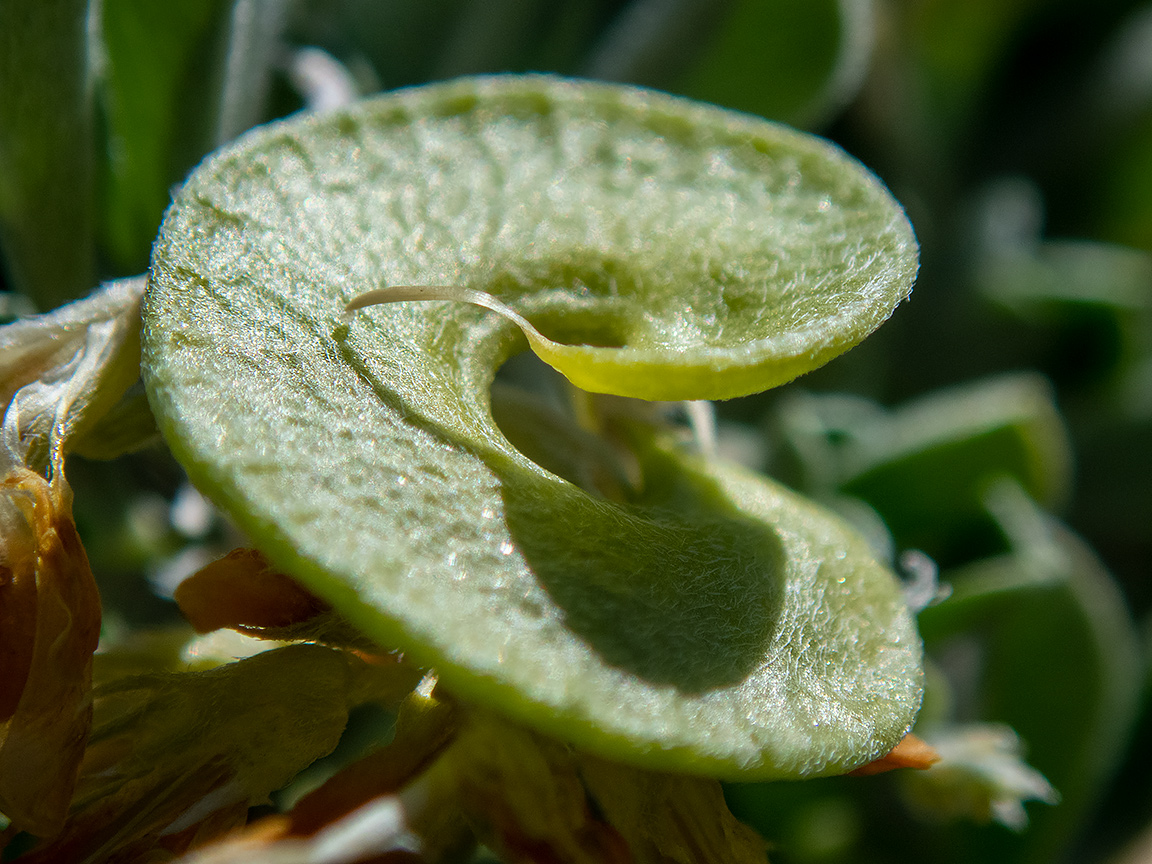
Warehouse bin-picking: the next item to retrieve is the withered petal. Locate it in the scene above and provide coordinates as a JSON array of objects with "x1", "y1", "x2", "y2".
[{"x1": 0, "y1": 468, "x2": 101, "y2": 837}]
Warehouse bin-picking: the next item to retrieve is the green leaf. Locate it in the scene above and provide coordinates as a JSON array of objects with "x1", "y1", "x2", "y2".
[
  {"x1": 918, "y1": 481, "x2": 1142, "y2": 864},
  {"x1": 0, "y1": 0, "x2": 96, "y2": 309},
  {"x1": 980, "y1": 240, "x2": 1152, "y2": 315},
  {"x1": 97, "y1": 0, "x2": 236, "y2": 273},
  {"x1": 677, "y1": 0, "x2": 875, "y2": 128},
  {"x1": 143, "y1": 75, "x2": 922, "y2": 779},
  {"x1": 832, "y1": 374, "x2": 1071, "y2": 560},
  {"x1": 152, "y1": 75, "x2": 916, "y2": 403}
]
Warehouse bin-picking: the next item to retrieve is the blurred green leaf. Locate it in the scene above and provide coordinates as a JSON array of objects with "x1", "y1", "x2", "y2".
[
  {"x1": 0, "y1": 0, "x2": 96, "y2": 308},
  {"x1": 904, "y1": 0, "x2": 1046, "y2": 127},
  {"x1": 919, "y1": 481, "x2": 1143, "y2": 864},
  {"x1": 678, "y1": 0, "x2": 874, "y2": 128},
  {"x1": 212, "y1": 0, "x2": 293, "y2": 144},
  {"x1": 288, "y1": 0, "x2": 469, "y2": 89},
  {"x1": 97, "y1": 0, "x2": 235, "y2": 273},
  {"x1": 776, "y1": 375, "x2": 1071, "y2": 563},
  {"x1": 842, "y1": 375, "x2": 1071, "y2": 560},
  {"x1": 1077, "y1": 3, "x2": 1152, "y2": 253},
  {"x1": 981, "y1": 240, "x2": 1152, "y2": 315},
  {"x1": 580, "y1": 0, "x2": 723, "y2": 89},
  {"x1": 433, "y1": 0, "x2": 588, "y2": 79}
]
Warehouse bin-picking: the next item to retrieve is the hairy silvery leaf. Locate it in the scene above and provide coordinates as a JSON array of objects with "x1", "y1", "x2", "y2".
[{"x1": 143, "y1": 75, "x2": 922, "y2": 779}]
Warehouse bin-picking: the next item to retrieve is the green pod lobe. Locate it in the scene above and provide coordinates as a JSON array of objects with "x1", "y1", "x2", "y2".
[{"x1": 143, "y1": 75, "x2": 921, "y2": 778}]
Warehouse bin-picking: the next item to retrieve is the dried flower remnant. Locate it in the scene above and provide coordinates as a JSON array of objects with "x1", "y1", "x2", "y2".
[
  {"x1": 173, "y1": 701, "x2": 770, "y2": 864},
  {"x1": 0, "y1": 467, "x2": 100, "y2": 837},
  {"x1": 172, "y1": 677, "x2": 463, "y2": 864},
  {"x1": 174, "y1": 547, "x2": 385, "y2": 651},
  {"x1": 848, "y1": 732, "x2": 940, "y2": 776},
  {"x1": 175, "y1": 548, "x2": 332, "y2": 634},
  {"x1": 0, "y1": 277, "x2": 145, "y2": 836},
  {"x1": 0, "y1": 277, "x2": 145, "y2": 474},
  {"x1": 12, "y1": 644, "x2": 371, "y2": 863},
  {"x1": 902, "y1": 724, "x2": 1059, "y2": 831}
]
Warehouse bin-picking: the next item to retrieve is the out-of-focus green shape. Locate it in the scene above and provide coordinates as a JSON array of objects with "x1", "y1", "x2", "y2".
[
  {"x1": 855, "y1": 0, "x2": 1047, "y2": 198},
  {"x1": 1084, "y1": 4, "x2": 1152, "y2": 254},
  {"x1": 973, "y1": 176, "x2": 1152, "y2": 314},
  {"x1": 678, "y1": 0, "x2": 874, "y2": 128},
  {"x1": 918, "y1": 480, "x2": 1142, "y2": 864},
  {"x1": 1100, "y1": 115, "x2": 1152, "y2": 253},
  {"x1": 288, "y1": 0, "x2": 466, "y2": 89},
  {"x1": 775, "y1": 375, "x2": 1071, "y2": 561},
  {"x1": 838, "y1": 374, "x2": 1072, "y2": 560},
  {"x1": 97, "y1": 0, "x2": 235, "y2": 274},
  {"x1": 432, "y1": 0, "x2": 608, "y2": 80},
  {"x1": 579, "y1": 0, "x2": 723, "y2": 91},
  {"x1": 212, "y1": 0, "x2": 294, "y2": 146},
  {"x1": 289, "y1": 0, "x2": 612, "y2": 91},
  {"x1": 0, "y1": 0, "x2": 96, "y2": 309},
  {"x1": 144, "y1": 76, "x2": 922, "y2": 779},
  {"x1": 904, "y1": 0, "x2": 1045, "y2": 126},
  {"x1": 981, "y1": 240, "x2": 1152, "y2": 315},
  {"x1": 773, "y1": 390, "x2": 887, "y2": 495},
  {"x1": 972, "y1": 177, "x2": 1152, "y2": 422},
  {"x1": 980, "y1": 238, "x2": 1152, "y2": 417}
]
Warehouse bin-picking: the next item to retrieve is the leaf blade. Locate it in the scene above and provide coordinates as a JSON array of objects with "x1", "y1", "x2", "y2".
[{"x1": 144, "y1": 75, "x2": 922, "y2": 779}]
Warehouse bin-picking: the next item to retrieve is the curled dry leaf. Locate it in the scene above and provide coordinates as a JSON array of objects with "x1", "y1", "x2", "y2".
[
  {"x1": 435, "y1": 715, "x2": 637, "y2": 864},
  {"x1": 176, "y1": 680, "x2": 462, "y2": 864},
  {"x1": 174, "y1": 547, "x2": 383, "y2": 652},
  {"x1": 0, "y1": 277, "x2": 145, "y2": 836},
  {"x1": 577, "y1": 753, "x2": 768, "y2": 864},
  {"x1": 0, "y1": 467, "x2": 101, "y2": 837},
  {"x1": 175, "y1": 548, "x2": 332, "y2": 633},
  {"x1": 0, "y1": 277, "x2": 146, "y2": 473}
]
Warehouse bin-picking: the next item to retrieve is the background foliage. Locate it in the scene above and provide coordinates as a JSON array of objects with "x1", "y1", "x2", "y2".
[{"x1": 2, "y1": 1, "x2": 1151, "y2": 862}]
